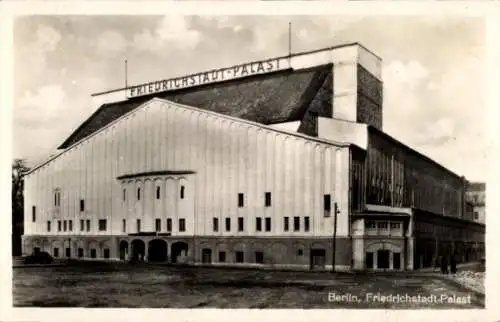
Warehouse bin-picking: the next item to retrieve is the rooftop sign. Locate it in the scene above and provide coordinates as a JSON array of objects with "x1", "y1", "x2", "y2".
[{"x1": 128, "y1": 58, "x2": 284, "y2": 98}]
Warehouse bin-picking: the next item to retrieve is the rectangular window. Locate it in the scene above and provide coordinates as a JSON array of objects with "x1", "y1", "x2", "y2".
[
  {"x1": 123, "y1": 188, "x2": 126, "y2": 201},
  {"x1": 166, "y1": 218, "x2": 172, "y2": 232},
  {"x1": 238, "y1": 193, "x2": 244, "y2": 207},
  {"x1": 86, "y1": 219, "x2": 91, "y2": 232},
  {"x1": 179, "y1": 218, "x2": 186, "y2": 232},
  {"x1": 324, "y1": 194, "x2": 331, "y2": 214},
  {"x1": 32, "y1": 206, "x2": 36, "y2": 222},
  {"x1": 137, "y1": 188, "x2": 141, "y2": 200},
  {"x1": 265, "y1": 217, "x2": 271, "y2": 232},
  {"x1": 180, "y1": 185, "x2": 185, "y2": 199},
  {"x1": 104, "y1": 249, "x2": 110, "y2": 259},
  {"x1": 366, "y1": 221, "x2": 376, "y2": 229},
  {"x1": 265, "y1": 192, "x2": 272, "y2": 207},
  {"x1": 238, "y1": 217, "x2": 244, "y2": 232},
  {"x1": 235, "y1": 251, "x2": 244, "y2": 263},
  {"x1": 54, "y1": 192, "x2": 57, "y2": 206},
  {"x1": 69, "y1": 220, "x2": 73, "y2": 232},
  {"x1": 53, "y1": 248, "x2": 59, "y2": 258},
  {"x1": 218, "y1": 251, "x2": 226, "y2": 262},
  {"x1": 255, "y1": 251, "x2": 264, "y2": 264},
  {"x1": 304, "y1": 216, "x2": 310, "y2": 232},
  {"x1": 213, "y1": 218, "x2": 219, "y2": 232},
  {"x1": 474, "y1": 211, "x2": 479, "y2": 220},
  {"x1": 99, "y1": 219, "x2": 107, "y2": 231},
  {"x1": 378, "y1": 222, "x2": 388, "y2": 229},
  {"x1": 136, "y1": 219, "x2": 141, "y2": 233},
  {"x1": 155, "y1": 218, "x2": 161, "y2": 232},
  {"x1": 156, "y1": 186, "x2": 161, "y2": 199},
  {"x1": 47, "y1": 221, "x2": 51, "y2": 232},
  {"x1": 80, "y1": 199, "x2": 85, "y2": 212},
  {"x1": 256, "y1": 217, "x2": 262, "y2": 232},
  {"x1": 63, "y1": 220, "x2": 67, "y2": 232},
  {"x1": 80, "y1": 219, "x2": 84, "y2": 231},
  {"x1": 284, "y1": 217, "x2": 289, "y2": 232},
  {"x1": 225, "y1": 218, "x2": 231, "y2": 232},
  {"x1": 293, "y1": 216, "x2": 300, "y2": 231},
  {"x1": 58, "y1": 220, "x2": 62, "y2": 232},
  {"x1": 122, "y1": 219, "x2": 126, "y2": 233},
  {"x1": 390, "y1": 222, "x2": 401, "y2": 229}
]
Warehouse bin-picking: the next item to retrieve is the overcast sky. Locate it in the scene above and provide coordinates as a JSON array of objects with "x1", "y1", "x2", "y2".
[{"x1": 13, "y1": 15, "x2": 485, "y2": 182}]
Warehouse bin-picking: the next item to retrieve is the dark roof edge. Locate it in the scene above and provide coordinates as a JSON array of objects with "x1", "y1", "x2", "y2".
[
  {"x1": 91, "y1": 42, "x2": 373, "y2": 97},
  {"x1": 117, "y1": 170, "x2": 196, "y2": 180},
  {"x1": 368, "y1": 126, "x2": 466, "y2": 182}
]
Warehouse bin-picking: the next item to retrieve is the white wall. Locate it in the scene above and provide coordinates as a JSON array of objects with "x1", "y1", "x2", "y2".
[{"x1": 24, "y1": 99, "x2": 352, "y2": 239}]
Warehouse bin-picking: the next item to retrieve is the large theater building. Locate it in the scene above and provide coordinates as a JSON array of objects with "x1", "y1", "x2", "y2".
[{"x1": 22, "y1": 42, "x2": 485, "y2": 271}]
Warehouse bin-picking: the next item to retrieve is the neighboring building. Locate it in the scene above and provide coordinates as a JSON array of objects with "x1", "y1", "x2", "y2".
[
  {"x1": 22, "y1": 43, "x2": 485, "y2": 271},
  {"x1": 466, "y1": 182, "x2": 486, "y2": 224}
]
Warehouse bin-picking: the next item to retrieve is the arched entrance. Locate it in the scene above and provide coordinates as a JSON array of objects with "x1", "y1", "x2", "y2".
[
  {"x1": 131, "y1": 239, "x2": 145, "y2": 262},
  {"x1": 119, "y1": 240, "x2": 129, "y2": 261},
  {"x1": 366, "y1": 242, "x2": 403, "y2": 271},
  {"x1": 148, "y1": 239, "x2": 168, "y2": 262},
  {"x1": 171, "y1": 241, "x2": 188, "y2": 263}
]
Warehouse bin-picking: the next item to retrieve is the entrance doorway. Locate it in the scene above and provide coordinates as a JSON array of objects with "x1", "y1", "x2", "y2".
[
  {"x1": 377, "y1": 250, "x2": 390, "y2": 269},
  {"x1": 171, "y1": 241, "x2": 189, "y2": 263},
  {"x1": 148, "y1": 239, "x2": 168, "y2": 262},
  {"x1": 393, "y1": 252, "x2": 401, "y2": 270},
  {"x1": 202, "y1": 248, "x2": 212, "y2": 263},
  {"x1": 131, "y1": 239, "x2": 145, "y2": 262},
  {"x1": 119, "y1": 240, "x2": 129, "y2": 260},
  {"x1": 310, "y1": 248, "x2": 326, "y2": 270},
  {"x1": 366, "y1": 252, "x2": 374, "y2": 269}
]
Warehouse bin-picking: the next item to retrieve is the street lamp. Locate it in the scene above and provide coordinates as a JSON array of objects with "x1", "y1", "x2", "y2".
[{"x1": 332, "y1": 202, "x2": 340, "y2": 273}]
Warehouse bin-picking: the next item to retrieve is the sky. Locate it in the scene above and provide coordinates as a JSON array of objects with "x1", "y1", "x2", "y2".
[{"x1": 13, "y1": 15, "x2": 486, "y2": 182}]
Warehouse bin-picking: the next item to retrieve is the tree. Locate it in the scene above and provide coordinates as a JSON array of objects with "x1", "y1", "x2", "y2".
[{"x1": 12, "y1": 159, "x2": 30, "y2": 256}]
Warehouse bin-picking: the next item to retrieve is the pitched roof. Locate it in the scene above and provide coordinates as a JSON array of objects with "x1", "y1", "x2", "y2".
[{"x1": 59, "y1": 64, "x2": 332, "y2": 149}]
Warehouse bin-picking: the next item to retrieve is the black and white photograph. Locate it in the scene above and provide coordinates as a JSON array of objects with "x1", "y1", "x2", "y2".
[{"x1": 3, "y1": 4, "x2": 494, "y2": 315}]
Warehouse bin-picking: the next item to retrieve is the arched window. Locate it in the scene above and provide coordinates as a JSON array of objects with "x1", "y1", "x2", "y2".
[{"x1": 137, "y1": 187, "x2": 141, "y2": 201}]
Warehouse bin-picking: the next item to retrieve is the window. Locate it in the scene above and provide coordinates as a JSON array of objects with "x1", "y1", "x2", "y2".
[
  {"x1": 99, "y1": 219, "x2": 107, "y2": 231},
  {"x1": 122, "y1": 219, "x2": 126, "y2": 233},
  {"x1": 235, "y1": 251, "x2": 244, "y2": 263},
  {"x1": 179, "y1": 219, "x2": 186, "y2": 232},
  {"x1": 63, "y1": 220, "x2": 67, "y2": 232},
  {"x1": 180, "y1": 185, "x2": 185, "y2": 199},
  {"x1": 155, "y1": 218, "x2": 161, "y2": 232},
  {"x1": 80, "y1": 199, "x2": 85, "y2": 212},
  {"x1": 80, "y1": 219, "x2": 84, "y2": 231},
  {"x1": 104, "y1": 249, "x2": 110, "y2": 259},
  {"x1": 297, "y1": 249, "x2": 303, "y2": 256},
  {"x1": 265, "y1": 217, "x2": 271, "y2": 232},
  {"x1": 218, "y1": 251, "x2": 226, "y2": 262},
  {"x1": 47, "y1": 221, "x2": 51, "y2": 232},
  {"x1": 213, "y1": 218, "x2": 219, "y2": 232},
  {"x1": 225, "y1": 218, "x2": 231, "y2": 232},
  {"x1": 324, "y1": 194, "x2": 331, "y2": 214},
  {"x1": 156, "y1": 186, "x2": 161, "y2": 199},
  {"x1": 167, "y1": 218, "x2": 172, "y2": 232},
  {"x1": 366, "y1": 221, "x2": 376, "y2": 229},
  {"x1": 238, "y1": 217, "x2": 244, "y2": 232},
  {"x1": 238, "y1": 193, "x2": 244, "y2": 207},
  {"x1": 68, "y1": 220, "x2": 73, "y2": 232},
  {"x1": 54, "y1": 191, "x2": 61, "y2": 207},
  {"x1": 378, "y1": 222, "x2": 388, "y2": 229},
  {"x1": 390, "y1": 222, "x2": 401, "y2": 229},
  {"x1": 284, "y1": 217, "x2": 289, "y2": 232},
  {"x1": 137, "y1": 188, "x2": 141, "y2": 200},
  {"x1": 53, "y1": 248, "x2": 59, "y2": 258},
  {"x1": 293, "y1": 216, "x2": 300, "y2": 231},
  {"x1": 90, "y1": 249, "x2": 96, "y2": 258},
  {"x1": 123, "y1": 188, "x2": 126, "y2": 201},
  {"x1": 304, "y1": 216, "x2": 310, "y2": 232},
  {"x1": 255, "y1": 251, "x2": 264, "y2": 264},
  {"x1": 78, "y1": 248, "x2": 84, "y2": 258},
  {"x1": 265, "y1": 192, "x2": 272, "y2": 207},
  {"x1": 136, "y1": 219, "x2": 141, "y2": 233},
  {"x1": 58, "y1": 220, "x2": 62, "y2": 232},
  {"x1": 32, "y1": 206, "x2": 36, "y2": 222},
  {"x1": 474, "y1": 211, "x2": 479, "y2": 220},
  {"x1": 86, "y1": 220, "x2": 91, "y2": 232},
  {"x1": 256, "y1": 217, "x2": 262, "y2": 232}
]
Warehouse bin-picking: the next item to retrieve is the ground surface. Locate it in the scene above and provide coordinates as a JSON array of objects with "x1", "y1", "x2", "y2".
[{"x1": 12, "y1": 263, "x2": 484, "y2": 309}]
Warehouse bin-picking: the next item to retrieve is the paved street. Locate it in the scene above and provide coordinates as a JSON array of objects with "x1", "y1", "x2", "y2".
[{"x1": 12, "y1": 263, "x2": 484, "y2": 308}]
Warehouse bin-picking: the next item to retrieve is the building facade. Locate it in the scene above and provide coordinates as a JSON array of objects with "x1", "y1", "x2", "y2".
[
  {"x1": 22, "y1": 43, "x2": 485, "y2": 271},
  {"x1": 466, "y1": 182, "x2": 486, "y2": 224}
]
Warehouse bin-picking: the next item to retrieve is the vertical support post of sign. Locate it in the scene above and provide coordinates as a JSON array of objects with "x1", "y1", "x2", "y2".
[
  {"x1": 332, "y1": 202, "x2": 340, "y2": 272},
  {"x1": 288, "y1": 22, "x2": 292, "y2": 66},
  {"x1": 125, "y1": 59, "x2": 128, "y2": 89}
]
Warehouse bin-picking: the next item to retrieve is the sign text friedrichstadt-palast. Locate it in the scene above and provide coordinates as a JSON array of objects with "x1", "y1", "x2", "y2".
[{"x1": 128, "y1": 58, "x2": 283, "y2": 98}]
